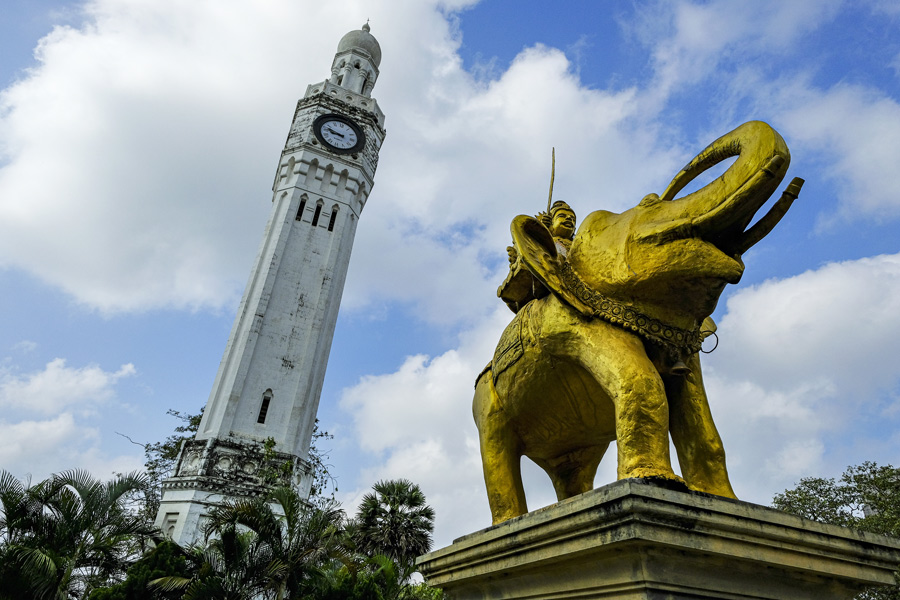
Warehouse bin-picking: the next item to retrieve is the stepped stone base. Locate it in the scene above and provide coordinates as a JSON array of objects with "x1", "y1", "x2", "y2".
[{"x1": 417, "y1": 479, "x2": 900, "y2": 599}]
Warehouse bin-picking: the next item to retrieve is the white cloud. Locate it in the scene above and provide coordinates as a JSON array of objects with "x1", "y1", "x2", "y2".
[
  {"x1": 0, "y1": 357, "x2": 142, "y2": 482},
  {"x1": 701, "y1": 375, "x2": 837, "y2": 500},
  {"x1": 342, "y1": 40, "x2": 688, "y2": 324},
  {"x1": 869, "y1": 0, "x2": 900, "y2": 16},
  {"x1": 774, "y1": 83, "x2": 900, "y2": 224},
  {"x1": 0, "y1": 358, "x2": 136, "y2": 415},
  {"x1": 701, "y1": 252, "x2": 900, "y2": 501},
  {"x1": 336, "y1": 304, "x2": 599, "y2": 543},
  {"x1": 339, "y1": 307, "x2": 508, "y2": 543},
  {"x1": 0, "y1": 412, "x2": 143, "y2": 482},
  {"x1": 0, "y1": 0, "x2": 383, "y2": 312},
  {"x1": 629, "y1": 1, "x2": 900, "y2": 224},
  {"x1": 18, "y1": 0, "x2": 883, "y2": 327},
  {"x1": 0, "y1": 0, "x2": 689, "y2": 320},
  {"x1": 0, "y1": 413, "x2": 81, "y2": 468},
  {"x1": 632, "y1": 0, "x2": 842, "y2": 100},
  {"x1": 12, "y1": 340, "x2": 37, "y2": 353},
  {"x1": 715, "y1": 253, "x2": 900, "y2": 393}
]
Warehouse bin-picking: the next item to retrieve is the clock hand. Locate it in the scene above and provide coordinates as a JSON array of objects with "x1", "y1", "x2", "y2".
[{"x1": 325, "y1": 127, "x2": 345, "y2": 138}]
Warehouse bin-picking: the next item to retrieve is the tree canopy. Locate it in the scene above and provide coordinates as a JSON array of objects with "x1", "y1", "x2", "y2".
[
  {"x1": 0, "y1": 469, "x2": 155, "y2": 599},
  {"x1": 773, "y1": 462, "x2": 900, "y2": 600},
  {"x1": 353, "y1": 479, "x2": 435, "y2": 582},
  {"x1": 0, "y1": 408, "x2": 442, "y2": 600}
]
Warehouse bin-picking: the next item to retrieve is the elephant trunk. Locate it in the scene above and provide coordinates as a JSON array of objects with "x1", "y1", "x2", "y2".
[{"x1": 656, "y1": 121, "x2": 792, "y2": 254}]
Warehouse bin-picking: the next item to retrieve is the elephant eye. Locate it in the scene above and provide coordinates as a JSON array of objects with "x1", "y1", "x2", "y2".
[{"x1": 639, "y1": 194, "x2": 662, "y2": 207}]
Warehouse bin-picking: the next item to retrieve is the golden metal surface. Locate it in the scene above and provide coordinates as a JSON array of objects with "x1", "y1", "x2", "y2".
[{"x1": 476, "y1": 121, "x2": 804, "y2": 524}]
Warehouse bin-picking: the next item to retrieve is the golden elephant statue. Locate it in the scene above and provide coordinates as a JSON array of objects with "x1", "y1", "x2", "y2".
[{"x1": 474, "y1": 121, "x2": 804, "y2": 524}]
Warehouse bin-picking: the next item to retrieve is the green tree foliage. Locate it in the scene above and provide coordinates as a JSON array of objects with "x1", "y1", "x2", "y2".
[
  {"x1": 152, "y1": 486, "x2": 347, "y2": 600},
  {"x1": 147, "y1": 483, "x2": 442, "y2": 600},
  {"x1": 400, "y1": 582, "x2": 445, "y2": 600},
  {"x1": 127, "y1": 410, "x2": 335, "y2": 519},
  {"x1": 298, "y1": 553, "x2": 444, "y2": 600},
  {"x1": 311, "y1": 554, "x2": 401, "y2": 600},
  {"x1": 306, "y1": 420, "x2": 337, "y2": 505},
  {"x1": 88, "y1": 540, "x2": 187, "y2": 600},
  {"x1": 354, "y1": 479, "x2": 435, "y2": 582},
  {"x1": 1, "y1": 408, "x2": 442, "y2": 600},
  {"x1": 773, "y1": 462, "x2": 900, "y2": 600},
  {"x1": 153, "y1": 529, "x2": 273, "y2": 600},
  {"x1": 0, "y1": 469, "x2": 155, "y2": 599},
  {"x1": 123, "y1": 409, "x2": 203, "y2": 523}
]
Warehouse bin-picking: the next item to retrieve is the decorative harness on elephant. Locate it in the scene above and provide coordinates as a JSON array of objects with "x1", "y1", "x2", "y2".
[
  {"x1": 480, "y1": 216, "x2": 705, "y2": 387},
  {"x1": 556, "y1": 260, "x2": 703, "y2": 359}
]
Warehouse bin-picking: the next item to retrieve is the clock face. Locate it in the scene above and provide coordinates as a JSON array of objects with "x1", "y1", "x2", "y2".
[{"x1": 313, "y1": 114, "x2": 365, "y2": 154}]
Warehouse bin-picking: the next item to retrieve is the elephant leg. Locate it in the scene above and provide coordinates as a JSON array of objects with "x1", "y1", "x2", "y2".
[
  {"x1": 577, "y1": 325, "x2": 679, "y2": 482},
  {"x1": 474, "y1": 372, "x2": 527, "y2": 524},
  {"x1": 665, "y1": 353, "x2": 737, "y2": 499},
  {"x1": 532, "y1": 444, "x2": 608, "y2": 501}
]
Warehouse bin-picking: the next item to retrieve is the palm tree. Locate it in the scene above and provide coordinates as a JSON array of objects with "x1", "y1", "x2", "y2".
[
  {"x1": 152, "y1": 528, "x2": 272, "y2": 600},
  {"x1": 153, "y1": 486, "x2": 347, "y2": 600},
  {"x1": 0, "y1": 469, "x2": 154, "y2": 599},
  {"x1": 310, "y1": 553, "x2": 403, "y2": 600},
  {"x1": 354, "y1": 479, "x2": 435, "y2": 581},
  {"x1": 0, "y1": 470, "x2": 45, "y2": 598}
]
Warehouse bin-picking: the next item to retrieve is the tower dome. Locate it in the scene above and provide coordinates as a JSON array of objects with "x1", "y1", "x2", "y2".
[{"x1": 337, "y1": 23, "x2": 382, "y2": 68}]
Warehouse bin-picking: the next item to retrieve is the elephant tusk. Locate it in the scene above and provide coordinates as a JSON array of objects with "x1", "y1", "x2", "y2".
[{"x1": 730, "y1": 177, "x2": 804, "y2": 255}]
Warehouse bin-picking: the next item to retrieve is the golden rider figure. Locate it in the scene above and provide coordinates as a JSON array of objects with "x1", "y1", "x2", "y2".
[{"x1": 498, "y1": 200, "x2": 577, "y2": 313}]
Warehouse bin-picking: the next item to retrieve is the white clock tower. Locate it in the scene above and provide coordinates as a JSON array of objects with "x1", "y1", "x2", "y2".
[{"x1": 156, "y1": 24, "x2": 386, "y2": 545}]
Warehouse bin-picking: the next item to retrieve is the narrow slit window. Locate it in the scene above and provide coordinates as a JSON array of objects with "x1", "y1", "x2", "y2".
[
  {"x1": 257, "y1": 391, "x2": 272, "y2": 424},
  {"x1": 328, "y1": 207, "x2": 338, "y2": 231},
  {"x1": 295, "y1": 198, "x2": 306, "y2": 221},
  {"x1": 311, "y1": 204, "x2": 322, "y2": 227}
]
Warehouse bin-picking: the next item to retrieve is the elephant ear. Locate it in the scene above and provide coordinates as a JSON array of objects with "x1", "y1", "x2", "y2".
[{"x1": 511, "y1": 215, "x2": 594, "y2": 316}]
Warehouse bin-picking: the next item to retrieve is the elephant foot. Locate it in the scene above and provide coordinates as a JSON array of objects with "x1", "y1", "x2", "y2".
[
  {"x1": 621, "y1": 467, "x2": 687, "y2": 488},
  {"x1": 685, "y1": 480, "x2": 738, "y2": 500},
  {"x1": 489, "y1": 501, "x2": 526, "y2": 525}
]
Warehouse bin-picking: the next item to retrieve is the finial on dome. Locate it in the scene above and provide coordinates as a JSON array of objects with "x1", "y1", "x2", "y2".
[{"x1": 363, "y1": 20, "x2": 370, "y2": 33}]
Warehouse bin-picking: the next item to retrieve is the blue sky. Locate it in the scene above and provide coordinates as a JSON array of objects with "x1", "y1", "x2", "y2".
[{"x1": 1, "y1": 0, "x2": 900, "y2": 547}]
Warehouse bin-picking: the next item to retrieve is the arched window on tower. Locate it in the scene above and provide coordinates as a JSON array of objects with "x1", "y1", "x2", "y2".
[
  {"x1": 320, "y1": 164, "x2": 334, "y2": 192},
  {"x1": 305, "y1": 158, "x2": 319, "y2": 186},
  {"x1": 285, "y1": 156, "x2": 295, "y2": 184},
  {"x1": 311, "y1": 201, "x2": 323, "y2": 227},
  {"x1": 357, "y1": 182, "x2": 368, "y2": 210},
  {"x1": 328, "y1": 205, "x2": 339, "y2": 231},
  {"x1": 257, "y1": 390, "x2": 273, "y2": 424},
  {"x1": 296, "y1": 196, "x2": 307, "y2": 221}
]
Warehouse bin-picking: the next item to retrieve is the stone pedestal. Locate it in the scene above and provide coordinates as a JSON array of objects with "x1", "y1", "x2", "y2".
[{"x1": 418, "y1": 479, "x2": 900, "y2": 599}]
